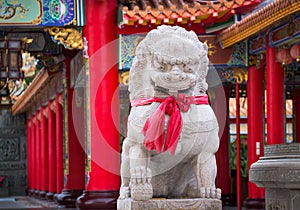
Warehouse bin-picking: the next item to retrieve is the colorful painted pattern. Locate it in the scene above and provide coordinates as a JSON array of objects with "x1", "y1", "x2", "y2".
[
  {"x1": 228, "y1": 41, "x2": 247, "y2": 67},
  {"x1": 0, "y1": 0, "x2": 77, "y2": 26},
  {"x1": 269, "y1": 14, "x2": 300, "y2": 47},
  {"x1": 42, "y1": 0, "x2": 75, "y2": 26},
  {"x1": 0, "y1": 0, "x2": 41, "y2": 24},
  {"x1": 119, "y1": 34, "x2": 144, "y2": 70},
  {"x1": 249, "y1": 33, "x2": 266, "y2": 55}
]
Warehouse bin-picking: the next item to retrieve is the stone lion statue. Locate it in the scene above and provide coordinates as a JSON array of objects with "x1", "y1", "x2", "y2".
[{"x1": 119, "y1": 25, "x2": 221, "y2": 201}]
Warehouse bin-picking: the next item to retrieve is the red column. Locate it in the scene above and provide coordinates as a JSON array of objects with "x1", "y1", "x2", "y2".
[
  {"x1": 55, "y1": 57, "x2": 85, "y2": 208},
  {"x1": 40, "y1": 106, "x2": 49, "y2": 198},
  {"x1": 47, "y1": 100, "x2": 57, "y2": 200},
  {"x1": 294, "y1": 88, "x2": 300, "y2": 143},
  {"x1": 266, "y1": 39, "x2": 285, "y2": 145},
  {"x1": 214, "y1": 86, "x2": 231, "y2": 201},
  {"x1": 35, "y1": 110, "x2": 41, "y2": 196},
  {"x1": 30, "y1": 114, "x2": 37, "y2": 195},
  {"x1": 77, "y1": 1, "x2": 120, "y2": 209},
  {"x1": 55, "y1": 94, "x2": 64, "y2": 195},
  {"x1": 26, "y1": 117, "x2": 32, "y2": 194},
  {"x1": 236, "y1": 83, "x2": 241, "y2": 210},
  {"x1": 244, "y1": 65, "x2": 265, "y2": 209}
]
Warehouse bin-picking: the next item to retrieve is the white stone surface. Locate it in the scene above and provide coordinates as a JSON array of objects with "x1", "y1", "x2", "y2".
[
  {"x1": 119, "y1": 25, "x2": 221, "y2": 203},
  {"x1": 250, "y1": 143, "x2": 300, "y2": 210},
  {"x1": 117, "y1": 198, "x2": 222, "y2": 210}
]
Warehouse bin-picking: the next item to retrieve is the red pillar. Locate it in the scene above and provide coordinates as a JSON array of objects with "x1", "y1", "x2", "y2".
[
  {"x1": 26, "y1": 117, "x2": 33, "y2": 194},
  {"x1": 35, "y1": 110, "x2": 42, "y2": 196},
  {"x1": 244, "y1": 65, "x2": 265, "y2": 209},
  {"x1": 40, "y1": 106, "x2": 49, "y2": 198},
  {"x1": 77, "y1": 1, "x2": 120, "y2": 209},
  {"x1": 47, "y1": 100, "x2": 57, "y2": 200},
  {"x1": 30, "y1": 114, "x2": 37, "y2": 195},
  {"x1": 55, "y1": 57, "x2": 85, "y2": 208},
  {"x1": 236, "y1": 83, "x2": 241, "y2": 210},
  {"x1": 55, "y1": 94, "x2": 64, "y2": 195},
  {"x1": 294, "y1": 88, "x2": 300, "y2": 143},
  {"x1": 214, "y1": 86, "x2": 232, "y2": 203},
  {"x1": 266, "y1": 38, "x2": 285, "y2": 145}
]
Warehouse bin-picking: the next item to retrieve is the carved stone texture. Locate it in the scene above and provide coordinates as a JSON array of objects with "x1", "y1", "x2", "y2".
[
  {"x1": 264, "y1": 143, "x2": 300, "y2": 157},
  {"x1": 265, "y1": 188, "x2": 300, "y2": 210},
  {"x1": 250, "y1": 143, "x2": 300, "y2": 210},
  {"x1": 0, "y1": 109, "x2": 26, "y2": 127},
  {"x1": 117, "y1": 198, "x2": 222, "y2": 210},
  {"x1": 250, "y1": 143, "x2": 300, "y2": 188},
  {"x1": 0, "y1": 108, "x2": 27, "y2": 196},
  {"x1": 119, "y1": 25, "x2": 221, "y2": 207},
  {"x1": 0, "y1": 138, "x2": 20, "y2": 161}
]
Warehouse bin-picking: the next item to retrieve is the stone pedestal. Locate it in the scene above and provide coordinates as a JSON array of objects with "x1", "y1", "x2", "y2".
[
  {"x1": 54, "y1": 189, "x2": 83, "y2": 208},
  {"x1": 250, "y1": 143, "x2": 300, "y2": 210},
  {"x1": 76, "y1": 190, "x2": 119, "y2": 209},
  {"x1": 117, "y1": 198, "x2": 222, "y2": 210}
]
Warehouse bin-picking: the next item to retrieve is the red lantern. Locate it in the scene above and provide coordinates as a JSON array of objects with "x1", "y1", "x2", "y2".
[
  {"x1": 290, "y1": 43, "x2": 300, "y2": 62},
  {"x1": 277, "y1": 48, "x2": 293, "y2": 65}
]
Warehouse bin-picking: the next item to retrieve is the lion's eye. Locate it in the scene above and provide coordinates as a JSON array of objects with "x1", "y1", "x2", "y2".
[
  {"x1": 187, "y1": 68, "x2": 193, "y2": 73},
  {"x1": 159, "y1": 64, "x2": 171, "y2": 72},
  {"x1": 183, "y1": 64, "x2": 193, "y2": 73}
]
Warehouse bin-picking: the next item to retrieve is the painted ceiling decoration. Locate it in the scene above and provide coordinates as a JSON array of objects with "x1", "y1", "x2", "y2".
[
  {"x1": 0, "y1": 0, "x2": 85, "y2": 26},
  {"x1": 118, "y1": 0, "x2": 261, "y2": 30},
  {"x1": 218, "y1": 0, "x2": 300, "y2": 48},
  {"x1": 268, "y1": 14, "x2": 300, "y2": 48}
]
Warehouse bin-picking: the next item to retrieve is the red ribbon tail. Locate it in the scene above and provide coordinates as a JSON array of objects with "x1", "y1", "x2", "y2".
[
  {"x1": 164, "y1": 107, "x2": 182, "y2": 155},
  {"x1": 142, "y1": 108, "x2": 166, "y2": 153}
]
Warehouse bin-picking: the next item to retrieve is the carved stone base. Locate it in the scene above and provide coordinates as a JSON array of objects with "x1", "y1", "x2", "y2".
[
  {"x1": 54, "y1": 189, "x2": 83, "y2": 208},
  {"x1": 117, "y1": 198, "x2": 222, "y2": 210},
  {"x1": 46, "y1": 192, "x2": 55, "y2": 200},
  {"x1": 266, "y1": 188, "x2": 300, "y2": 210},
  {"x1": 221, "y1": 193, "x2": 235, "y2": 206},
  {"x1": 27, "y1": 189, "x2": 35, "y2": 196},
  {"x1": 244, "y1": 198, "x2": 265, "y2": 210},
  {"x1": 39, "y1": 190, "x2": 47, "y2": 199},
  {"x1": 250, "y1": 143, "x2": 300, "y2": 210},
  {"x1": 34, "y1": 190, "x2": 41, "y2": 198},
  {"x1": 76, "y1": 190, "x2": 119, "y2": 209}
]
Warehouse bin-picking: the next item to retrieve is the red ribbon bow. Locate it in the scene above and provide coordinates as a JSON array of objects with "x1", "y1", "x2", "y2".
[{"x1": 131, "y1": 94, "x2": 209, "y2": 155}]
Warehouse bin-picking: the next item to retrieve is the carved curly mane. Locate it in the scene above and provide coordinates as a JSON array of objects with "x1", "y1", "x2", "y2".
[{"x1": 128, "y1": 25, "x2": 209, "y2": 101}]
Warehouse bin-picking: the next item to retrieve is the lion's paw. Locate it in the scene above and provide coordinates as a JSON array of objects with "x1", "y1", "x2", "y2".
[
  {"x1": 200, "y1": 187, "x2": 221, "y2": 199},
  {"x1": 119, "y1": 186, "x2": 130, "y2": 199},
  {"x1": 130, "y1": 166, "x2": 153, "y2": 201}
]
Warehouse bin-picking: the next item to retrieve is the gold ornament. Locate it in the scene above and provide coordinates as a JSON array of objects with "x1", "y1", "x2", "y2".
[{"x1": 45, "y1": 27, "x2": 83, "y2": 50}]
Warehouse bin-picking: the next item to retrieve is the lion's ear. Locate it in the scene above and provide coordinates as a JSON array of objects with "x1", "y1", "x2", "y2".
[{"x1": 202, "y1": 43, "x2": 208, "y2": 51}]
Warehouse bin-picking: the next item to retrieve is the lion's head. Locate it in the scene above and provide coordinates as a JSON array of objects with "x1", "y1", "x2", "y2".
[{"x1": 129, "y1": 25, "x2": 209, "y2": 101}]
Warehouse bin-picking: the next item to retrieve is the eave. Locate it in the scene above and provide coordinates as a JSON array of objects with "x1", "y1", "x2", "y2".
[
  {"x1": 218, "y1": 0, "x2": 300, "y2": 48},
  {"x1": 11, "y1": 68, "x2": 62, "y2": 115},
  {"x1": 118, "y1": 0, "x2": 261, "y2": 33}
]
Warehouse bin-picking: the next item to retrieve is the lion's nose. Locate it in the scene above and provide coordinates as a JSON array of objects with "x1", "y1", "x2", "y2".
[
  {"x1": 171, "y1": 66, "x2": 186, "y2": 80},
  {"x1": 171, "y1": 66, "x2": 181, "y2": 74}
]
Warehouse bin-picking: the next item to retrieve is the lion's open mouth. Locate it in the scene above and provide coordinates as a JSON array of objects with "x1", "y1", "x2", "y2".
[{"x1": 152, "y1": 73, "x2": 196, "y2": 91}]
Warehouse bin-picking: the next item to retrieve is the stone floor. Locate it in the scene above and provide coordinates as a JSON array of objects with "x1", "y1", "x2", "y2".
[
  {"x1": 0, "y1": 196, "x2": 242, "y2": 209},
  {"x1": 0, "y1": 196, "x2": 76, "y2": 210}
]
